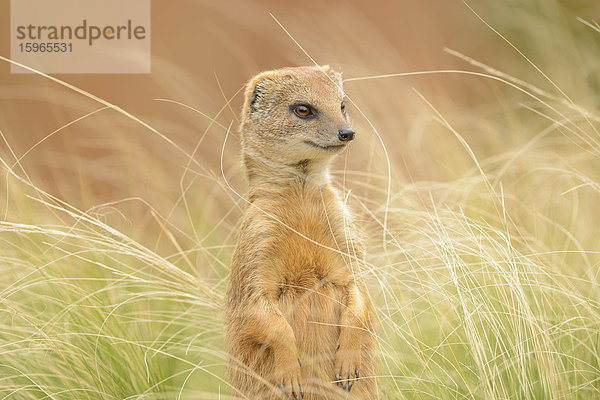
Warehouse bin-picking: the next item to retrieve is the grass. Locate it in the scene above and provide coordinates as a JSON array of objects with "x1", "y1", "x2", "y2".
[{"x1": 1, "y1": 1, "x2": 600, "y2": 398}]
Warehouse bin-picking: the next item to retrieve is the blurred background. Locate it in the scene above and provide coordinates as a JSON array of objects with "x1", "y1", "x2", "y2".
[
  {"x1": 0, "y1": 2, "x2": 585, "y2": 184},
  {"x1": 1, "y1": 0, "x2": 598, "y2": 219},
  {"x1": 1, "y1": 0, "x2": 599, "y2": 237},
  {"x1": 1, "y1": 0, "x2": 600, "y2": 398}
]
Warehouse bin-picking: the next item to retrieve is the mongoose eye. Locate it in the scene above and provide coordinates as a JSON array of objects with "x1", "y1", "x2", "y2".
[
  {"x1": 341, "y1": 101, "x2": 347, "y2": 115},
  {"x1": 293, "y1": 104, "x2": 313, "y2": 118}
]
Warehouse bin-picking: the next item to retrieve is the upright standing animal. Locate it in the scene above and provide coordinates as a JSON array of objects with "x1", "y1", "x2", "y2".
[{"x1": 225, "y1": 65, "x2": 377, "y2": 400}]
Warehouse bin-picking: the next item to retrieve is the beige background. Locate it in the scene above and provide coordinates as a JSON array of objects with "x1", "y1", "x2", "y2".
[{"x1": 0, "y1": 0, "x2": 596, "y2": 209}]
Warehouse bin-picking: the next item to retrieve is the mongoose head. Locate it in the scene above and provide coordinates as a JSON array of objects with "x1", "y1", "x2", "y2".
[{"x1": 240, "y1": 65, "x2": 353, "y2": 169}]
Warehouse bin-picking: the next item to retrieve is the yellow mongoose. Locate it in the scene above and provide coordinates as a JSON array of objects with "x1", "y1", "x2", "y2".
[{"x1": 225, "y1": 65, "x2": 376, "y2": 400}]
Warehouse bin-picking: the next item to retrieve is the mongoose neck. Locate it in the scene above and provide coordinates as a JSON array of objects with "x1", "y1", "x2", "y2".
[{"x1": 243, "y1": 153, "x2": 332, "y2": 195}]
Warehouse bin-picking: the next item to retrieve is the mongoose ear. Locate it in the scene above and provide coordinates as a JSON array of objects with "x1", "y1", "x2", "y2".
[
  {"x1": 244, "y1": 71, "x2": 279, "y2": 116},
  {"x1": 249, "y1": 81, "x2": 265, "y2": 113},
  {"x1": 244, "y1": 70, "x2": 294, "y2": 118}
]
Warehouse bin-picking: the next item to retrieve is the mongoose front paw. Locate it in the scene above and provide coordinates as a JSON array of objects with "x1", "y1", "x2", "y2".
[
  {"x1": 333, "y1": 342, "x2": 361, "y2": 392},
  {"x1": 275, "y1": 358, "x2": 304, "y2": 399}
]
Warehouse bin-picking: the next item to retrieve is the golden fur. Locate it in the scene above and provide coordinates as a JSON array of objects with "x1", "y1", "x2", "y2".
[{"x1": 225, "y1": 65, "x2": 377, "y2": 399}]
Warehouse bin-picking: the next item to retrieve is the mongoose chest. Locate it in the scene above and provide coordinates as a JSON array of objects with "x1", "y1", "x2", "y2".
[{"x1": 262, "y1": 186, "x2": 355, "y2": 300}]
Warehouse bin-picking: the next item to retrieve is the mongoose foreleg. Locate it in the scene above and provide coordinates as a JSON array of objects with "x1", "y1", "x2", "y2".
[
  {"x1": 239, "y1": 295, "x2": 304, "y2": 398},
  {"x1": 334, "y1": 282, "x2": 370, "y2": 392}
]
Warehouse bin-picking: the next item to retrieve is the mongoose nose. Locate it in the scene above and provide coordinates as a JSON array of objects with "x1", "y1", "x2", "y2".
[{"x1": 338, "y1": 128, "x2": 355, "y2": 142}]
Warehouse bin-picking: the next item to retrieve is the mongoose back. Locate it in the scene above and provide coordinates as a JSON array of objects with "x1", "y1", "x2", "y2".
[{"x1": 225, "y1": 65, "x2": 377, "y2": 400}]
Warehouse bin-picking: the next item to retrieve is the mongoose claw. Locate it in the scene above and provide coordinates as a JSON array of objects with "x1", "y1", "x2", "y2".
[
  {"x1": 333, "y1": 345, "x2": 361, "y2": 391},
  {"x1": 275, "y1": 365, "x2": 303, "y2": 400}
]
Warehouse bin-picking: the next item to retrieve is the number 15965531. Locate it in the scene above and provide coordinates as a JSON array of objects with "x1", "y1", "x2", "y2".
[{"x1": 19, "y1": 42, "x2": 73, "y2": 53}]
